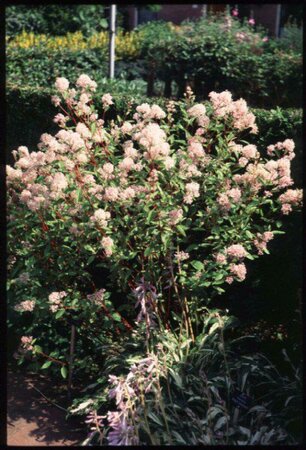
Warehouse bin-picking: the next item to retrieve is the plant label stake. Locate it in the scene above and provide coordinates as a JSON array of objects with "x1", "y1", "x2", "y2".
[{"x1": 68, "y1": 323, "x2": 76, "y2": 400}]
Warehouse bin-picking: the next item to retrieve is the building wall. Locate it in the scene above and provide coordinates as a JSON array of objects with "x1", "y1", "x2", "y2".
[
  {"x1": 125, "y1": 4, "x2": 280, "y2": 36},
  {"x1": 156, "y1": 4, "x2": 203, "y2": 23},
  {"x1": 156, "y1": 4, "x2": 226, "y2": 23},
  {"x1": 238, "y1": 4, "x2": 280, "y2": 36}
]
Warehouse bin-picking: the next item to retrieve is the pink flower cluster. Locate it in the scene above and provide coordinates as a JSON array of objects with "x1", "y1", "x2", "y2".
[
  {"x1": 87, "y1": 288, "x2": 106, "y2": 306},
  {"x1": 240, "y1": 144, "x2": 259, "y2": 160},
  {"x1": 217, "y1": 193, "x2": 231, "y2": 211},
  {"x1": 267, "y1": 139, "x2": 295, "y2": 160},
  {"x1": 121, "y1": 121, "x2": 134, "y2": 135},
  {"x1": 90, "y1": 209, "x2": 111, "y2": 228},
  {"x1": 134, "y1": 122, "x2": 170, "y2": 162},
  {"x1": 187, "y1": 104, "x2": 210, "y2": 127},
  {"x1": 54, "y1": 77, "x2": 69, "y2": 92},
  {"x1": 48, "y1": 291, "x2": 67, "y2": 313},
  {"x1": 217, "y1": 187, "x2": 241, "y2": 212},
  {"x1": 188, "y1": 140, "x2": 206, "y2": 161},
  {"x1": 184, "y1": 181, "x2": 200, "y2": 204},
  {"x1": 227, "y1": 187, "x2": 242, "y2": 202},
  {"x1": 225, "y1": 244, "x2": 247, "y2": 259},
  {"x1": 135, "y1": 103, "x2": 166, "y2": 120},
  {"x1": 229, "y1": 263, "x2": 247, "y2": 281},
  {"x1": 98, "y1": 162, "x2": 114, "y2": 180},
  {"x1": 179, "y1": 159, "x2": 201, "y2": 178},
  {"x1": 20, "y1": 336, "x2": 34, "y2": 351},
  {"x1": 14, "y1": 300, "x2": 35, "y2": 312},
  {"x1": 20, "y1": 183, "x2": 50, "y2": 212},
  {"x1": 214, "y1": 253, "x2": 227, "y2": 265},
  {"x1": 233, "y1": 155, "x2": 294, "y2": 193},
  {"x1": 169, "y1": 208, "x2": 183, "y2": 226},
  {"x1": 76, "y1": 74, "x2": 97, "y2": 92},
  {"x1": 174, "y1": 251, "x2": 190, "y2": 262},
  {"x1": 279, "y1": 189, "x2": 303, "y2": 214},
  {"x1": 101, "y1": 236, "x2": 114, "y2": 257},
  {"x1": 209, "y1": 91, "x2": 258, "y2": 133},
  {"x1": 254, "y1": 231, "x2": 274, "y2": 255},
  {"x1": 102, "y1": 93, "x2": 113, "y2": 108}
]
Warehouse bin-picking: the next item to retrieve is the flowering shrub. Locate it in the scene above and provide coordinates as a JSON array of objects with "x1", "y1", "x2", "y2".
[{"x1": 7, "y1": 75, "x2": 302, "y2": 444}]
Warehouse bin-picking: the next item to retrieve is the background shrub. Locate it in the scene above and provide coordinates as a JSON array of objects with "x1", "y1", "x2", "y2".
[
  {"x1": 6, "y1": 5, "x2": 109, "y2": 36},
  {"x1": 6, "y1": 14, "x2": 302, "y2": 108}
]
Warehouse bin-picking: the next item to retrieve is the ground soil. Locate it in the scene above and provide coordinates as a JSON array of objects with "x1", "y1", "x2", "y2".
[{"x1": 7, "y1": 368, "x2": 87, "y2": 446}]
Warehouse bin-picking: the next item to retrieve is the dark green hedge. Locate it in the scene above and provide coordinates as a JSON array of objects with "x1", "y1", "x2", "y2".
[{"x1": 6, "y1": 5, "x2": 109, "y2": 36}]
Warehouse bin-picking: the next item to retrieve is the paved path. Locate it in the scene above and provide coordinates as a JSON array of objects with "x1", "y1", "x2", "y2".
[{"x1": 7, "y1": 369, "x2": 86, "y2": 446}]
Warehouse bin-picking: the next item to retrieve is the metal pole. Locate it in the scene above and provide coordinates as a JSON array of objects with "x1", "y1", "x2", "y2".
[
  {"x1": 133, "y1": 6, "x2": 138, "y2": 28},
  {"x1": 275, "y1": 4, "x2": 281, "y2": 37},
  {"x1": 67, "y1": 324, "x2": 76, "y2": 400},
  {"x1": 109, "y1": 4, "x2": 116, "y2": 79}
]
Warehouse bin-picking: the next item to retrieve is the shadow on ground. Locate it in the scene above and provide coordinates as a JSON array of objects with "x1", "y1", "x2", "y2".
[{"x1": 7, "y1": 368, "x2": 86, "y2": 446}]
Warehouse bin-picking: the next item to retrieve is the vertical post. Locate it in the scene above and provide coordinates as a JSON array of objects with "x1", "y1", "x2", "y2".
[
  {"x1": 202, "y1": 5, "x2": 207, "y2": 18},
  {"x1": 133, "y1": 6, "x2": 138, "y2": 28},
  {"x1": 67, "y1": 324, "x2": 76, "y2": 400},
  {"x1": 275, "y1": 4, "x2": 282, "y2": 37},
  {"x1": 109, "y1": 4, "x2": 116, "y2": 79}
]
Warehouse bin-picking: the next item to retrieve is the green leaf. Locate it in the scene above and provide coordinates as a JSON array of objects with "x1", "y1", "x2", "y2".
[
  {"x1": 34, "y1": 345, "x2": 42, "y2": 353},
  {"x1": 84, "y1": 244, "x2": 95, "y2": 253},
  {"x1": 99, "y1": 18, "x2": 108, "y2": 29},
  {"x1": 41, "y1": 360, "x2": 52, "y2": 369},
  {"x1": 209, "y1": 322, "x2": 220, "y2": 335},
  {"x1": 144, "y1": 247, "x2": 153, "y2": 257},
  {"x1": 169, "y1": 368, "x2": 183, "y2": 388},
  {"x1": 76, "y1": 188, "x2": 82, "y2": 202},
  {"x1": 147, "y1": 412, "x2": 164, "y2": 426},
  {"x1": 176, "y1": 225, "x2": 186, "y2": 236},
  {"x1": 112, "y1": 312, "x2": 121, "y2": 322},
  {"x1": 55, "y1": 309, "x2": 65, "y2": 319},
  {"x1": 87, "y1": 255, "x2": 96, "y2": 265},
  {"x1": 61, "y1": 366, "x2": 68, "y2": 379},
  {"x1": 246, "y1": 254, "x2": 255, "y2": 260},
  {"x1": 214, "y1": 273, "x2": 223, "y2": 281},
  {"x1": 191, "y1": 260, "x2": 204, "y2": 271},
  {"x1": 147, "y1": 209, "x2": 156, "y2": 223}
]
